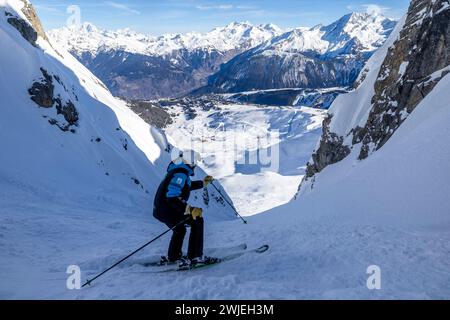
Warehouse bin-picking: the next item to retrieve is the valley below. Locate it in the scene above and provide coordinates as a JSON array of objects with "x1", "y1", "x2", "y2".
[{"x1": 127, "y1": 96, "x2": 326, "y2": 215}]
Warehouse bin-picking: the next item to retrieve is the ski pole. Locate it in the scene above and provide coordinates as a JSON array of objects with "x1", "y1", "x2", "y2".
[
  {"x1": 210, "y1": 181, "x2": 247, "y2": 224},
  {"x1": 82, "y1": 216, "x2": 191, "y2": 287}
]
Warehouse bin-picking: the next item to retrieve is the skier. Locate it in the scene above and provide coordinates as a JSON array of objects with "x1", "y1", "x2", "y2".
[{"x1": 153, "y1": 149, "x2": 217, "y2": 268}]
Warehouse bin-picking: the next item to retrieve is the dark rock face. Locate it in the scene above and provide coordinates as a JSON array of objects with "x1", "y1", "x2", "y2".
[
  {"x1": 28, "y1": 68, "x2": 79, "y2": 132},
  {"x1": 355, "y1": 0, "x2": 450, "y2": 159},
  {"x1": 305, "y1": 116, "x2": 351, "y2": 178},
  {"x1": 7, "y1": 15, "x2": 38, "y2": 47},
  {"x1": 55, "y1": 98, "x2": 79, "y2": 125},
  {"x1": 300, "y1": 0, "x2": 450, "y2": 187},
  {"x1": 28, "y1": 68, "x2": 54, "y2": 107},
  {"x1": 5, "y1": 0, "x2": 48, "y2": 47},
  {"x1": 19, "y1": 0, "x2": 48, "y2": 42}
]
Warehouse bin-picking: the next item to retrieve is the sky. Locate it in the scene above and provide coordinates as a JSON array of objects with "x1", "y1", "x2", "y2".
[{"x1": 32, "y1": 0, "x2": 411, "y2": 35}]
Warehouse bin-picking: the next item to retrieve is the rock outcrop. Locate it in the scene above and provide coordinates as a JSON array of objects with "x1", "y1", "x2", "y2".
[
  {"x1": 28, "y1": 68, "x2": 79, "y2": 132},
  {"x1": 305, "y1": 115, "x2": 351, "y2": 178},
  {"x1": 5, "y1": 0, "x2": 48, "y2": 47},
  {"x1": 19, "y1": 0, "x2": 48, "y2": 41},
  {"x1": 28, "y1": 68, "x2": 54, "y2": 107},
  {"x1": 301, "y1": 0, "x2": 450, "y2": 188},
  {"x1": 354, "y1": 0, "x2": 450, "y2": 159}
]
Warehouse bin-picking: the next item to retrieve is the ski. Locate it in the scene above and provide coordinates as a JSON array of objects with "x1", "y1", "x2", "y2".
[
  {"x1": 153, "y1": 244, "x2": 269, "y2": 273},
  {"x1": 136, "y1": 243, "x2": 248, "y2": 267}
]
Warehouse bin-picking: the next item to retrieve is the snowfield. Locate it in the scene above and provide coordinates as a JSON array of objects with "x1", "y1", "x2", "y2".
[
  {"x1": 3, "y1": 176, "x2": 450, "y2": 299},
  {"x1": 1, "y1": 0, "x2": 450, "y2": 300},
  {"x1": 163, "y1": 103, "x2": 326, "y2": 216}
]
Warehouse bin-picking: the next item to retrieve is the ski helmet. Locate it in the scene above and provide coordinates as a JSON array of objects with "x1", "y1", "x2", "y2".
[
  {"x1": 170, "y1": 148, "x2": 201, "y2": 168},
  {"x1": 170, "y1": 148, "x2": 184, "y2": 164},
  {"x1": 181, "y1": 149, "x2": 201, "y2": 168}
]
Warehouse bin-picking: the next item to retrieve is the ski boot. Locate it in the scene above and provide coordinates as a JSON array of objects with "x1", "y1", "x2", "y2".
[
  {"x1": 178, "y1": 256, "x2": 219, "y2": 270},
  {"x1": 158, "y1": 255, "x2": 187, "y2": 266}
]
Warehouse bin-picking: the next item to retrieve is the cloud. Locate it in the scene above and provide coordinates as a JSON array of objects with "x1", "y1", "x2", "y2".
[
  {"x1": 196, "y1": 4, "x2": 234, "y2": 10},
  {"x1": 347, "y1": 3, "x2": 390, "y2": 15},
  {"x1": 104, "y1": 1, "x2": 141, "y2": 15},
  {"x1": 363, "y1": 4, "x2": 389, "y2": 15},
  {"x1": 195, "y1": 3, "x2": 260, "y2": 11},
  {"x1": 235, "y1": 5, "x2": 259, "y2": 10},
  {"x1": 34, "y1": 5, "x2": 64, "y2": 14}
]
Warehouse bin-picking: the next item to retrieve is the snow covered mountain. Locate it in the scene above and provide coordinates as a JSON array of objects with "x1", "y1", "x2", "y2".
[
  {"x1": 49, "y1": 21, "x2": 283, "y2": 57},
  {"x1": 255, "y1": 12, "x2": 394, "y2": 57},
  {"x1": 2, "y1": 0, "x2": 450, "y2": 300},
  {"x1": 48, "y1": 22, "x2": 283, "y2": 99},
  {"x1": 49, "y1": 13, "x2": 395, "y2": 103},
  {"x1": 297, "y1": 0, "x2": 450, "y2": 216},
  {"x1": 197, "y1": 13, "x2": 396, "y2": 95}
]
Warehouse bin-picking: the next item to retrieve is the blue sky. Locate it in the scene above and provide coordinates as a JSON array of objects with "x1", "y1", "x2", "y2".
[{"x1": 33, "y1": 0, "x2": 410, "y2": 35}]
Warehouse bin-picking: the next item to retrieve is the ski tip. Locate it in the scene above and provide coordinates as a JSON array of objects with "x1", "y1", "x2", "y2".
[{"x1": 256, "y1": 245, "x2": 269, "y2": 253}]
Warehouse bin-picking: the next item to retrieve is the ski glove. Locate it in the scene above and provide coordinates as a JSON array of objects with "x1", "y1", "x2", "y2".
[
  {"x1": 185, "y1": 205, "x2": 203, "y2": 220},
  {"x1": 203, "y1": 175, "x2": 214, "y2": 187}
]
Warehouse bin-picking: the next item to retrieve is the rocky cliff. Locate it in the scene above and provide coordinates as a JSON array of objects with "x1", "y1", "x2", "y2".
[{"x1": 301, "y1": 0, "x2": 450, "y2": 187}]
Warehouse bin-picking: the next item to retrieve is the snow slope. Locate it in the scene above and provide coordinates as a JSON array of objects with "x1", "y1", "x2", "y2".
[
  {"x1": 9, "y1": 72, "x2": 449, "y2": 298},
  {"x1": 61, "y1": 35, "x2": 450, "y2": 300},
  {"x1": 0, "y1": 1, "x2": 163, "y2": 202},
  {"x1": 0, "y1": 0, "x2": 231, "y2": 298},
  {"x1": 0, "y1": 0, "x2": 231, "y2": 212}
]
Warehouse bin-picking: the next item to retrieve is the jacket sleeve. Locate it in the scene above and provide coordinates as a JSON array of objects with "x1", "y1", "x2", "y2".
[{"x1": 190, "y1": 180, "x2": 204, "y2": 191}]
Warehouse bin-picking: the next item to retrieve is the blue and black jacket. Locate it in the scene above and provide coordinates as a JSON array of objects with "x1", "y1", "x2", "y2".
[{"x1": 153, "y1": 162, "x2": 204, "y2": 224}]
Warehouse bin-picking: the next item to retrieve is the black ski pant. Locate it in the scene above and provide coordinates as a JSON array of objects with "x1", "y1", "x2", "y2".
[{"x1": 165, "y1": 216, "x2": 204, "y2": 261}]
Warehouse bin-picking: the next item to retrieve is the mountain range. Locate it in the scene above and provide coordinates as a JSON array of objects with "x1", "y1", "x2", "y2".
[
  {"x1": 200, "y1": 13, "x2": 396, "y2": 95},
  {"x1": 49, "y1": 13, "x2": 396, "y2": 101},
  {"x1": 48, "y1": 21, "x2": 282, "y2": 99}
]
